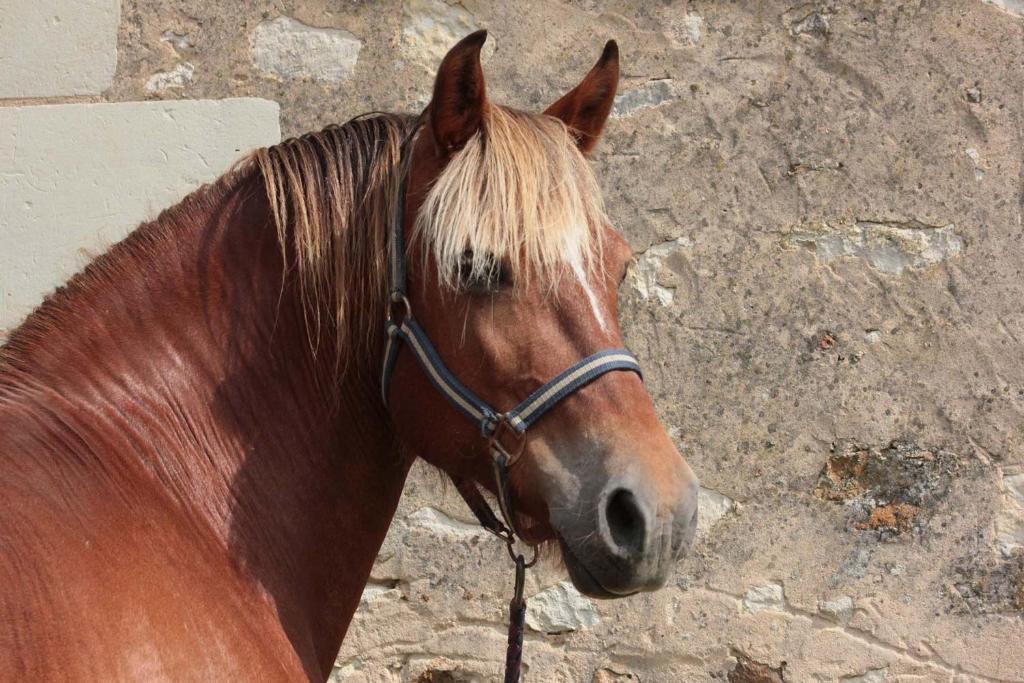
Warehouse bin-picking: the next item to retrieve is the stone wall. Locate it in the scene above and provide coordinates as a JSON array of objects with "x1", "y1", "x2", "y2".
[{"x1": 2, "y1": 1, "x2": 1023, "y2": 681}]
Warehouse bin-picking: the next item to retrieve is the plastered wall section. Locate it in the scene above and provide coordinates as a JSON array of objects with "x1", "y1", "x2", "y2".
[{"x1": 0, "y1": 0, "x2": 121, "y2": 98}]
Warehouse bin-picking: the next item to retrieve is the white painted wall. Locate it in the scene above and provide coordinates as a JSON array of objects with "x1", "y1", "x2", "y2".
[{"x1": 0, "y1": 0, "x2": 121, "y2": 98}]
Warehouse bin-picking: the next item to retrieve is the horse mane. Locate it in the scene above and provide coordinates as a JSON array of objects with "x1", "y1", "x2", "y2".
[
  {"x1": 2, "y1": 107, "x2": 607, "y2": 379},
  {"x1": 415, "y1": 105, "x2": 608, "y2": 290},
  {"x1": 255, "y1": 113, "x2": 414, "y2": 367}
]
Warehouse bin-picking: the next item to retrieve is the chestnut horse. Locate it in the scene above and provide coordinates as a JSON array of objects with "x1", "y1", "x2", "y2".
[{"x1": 0, "y1": 32, "x2": 698, "y2": 680}]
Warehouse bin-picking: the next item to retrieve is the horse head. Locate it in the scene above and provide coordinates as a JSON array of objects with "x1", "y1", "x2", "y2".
[{"x1": 386, "y1": 32, "x2": 700, "y2": 599}]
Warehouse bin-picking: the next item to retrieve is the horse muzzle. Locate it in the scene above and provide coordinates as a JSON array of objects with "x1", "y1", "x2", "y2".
[{"x1": 551, "y1": 463, "x2": 699, "y2": 599}]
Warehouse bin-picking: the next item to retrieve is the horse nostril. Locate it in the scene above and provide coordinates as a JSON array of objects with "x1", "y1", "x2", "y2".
[{"x1": 604, "y1": 488, "x2": 647, "y2": 557}]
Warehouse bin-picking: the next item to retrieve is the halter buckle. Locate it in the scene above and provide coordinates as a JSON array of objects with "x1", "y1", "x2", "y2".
[{"x1": 487, "y1": 415, "x2": 527, "y2": 467}]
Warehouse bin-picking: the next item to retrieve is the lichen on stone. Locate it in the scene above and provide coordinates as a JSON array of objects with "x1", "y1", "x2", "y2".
[{"x1": 814, "y1": 439, "x2": 962, "y2": 540}]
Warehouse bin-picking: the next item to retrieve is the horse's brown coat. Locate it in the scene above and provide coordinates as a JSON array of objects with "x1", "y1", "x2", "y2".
[{"x1": 0, "y1": 33, "x2": 697, "y2": 680}]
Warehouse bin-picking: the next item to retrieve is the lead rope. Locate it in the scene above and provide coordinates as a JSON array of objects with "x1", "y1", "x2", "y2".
[
  {"x1": 487, "y1": 426, "x2": 535, "y2": 683},
  {"x1": 453, "y1": 471, "x2": 535, "y2": 683},
  {"x1": 505, "y1": 553, "x2": 528, "y2": 683}
]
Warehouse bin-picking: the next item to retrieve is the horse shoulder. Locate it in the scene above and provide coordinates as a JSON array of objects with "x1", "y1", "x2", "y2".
[{"x1": 0, "y1": 407, "x2": 308, "y2": 681}]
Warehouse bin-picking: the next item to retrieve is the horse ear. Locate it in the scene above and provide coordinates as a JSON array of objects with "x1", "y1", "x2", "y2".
[
  {"x1": 544, "y1": 40, "x2": 619, "y2": 156},
  {"x1": 428, "y1": 30, "x2": 489, "y2": 155}
]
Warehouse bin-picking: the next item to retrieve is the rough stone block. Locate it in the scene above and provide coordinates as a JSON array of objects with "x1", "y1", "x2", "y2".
[
  {"x1": 525, "y1": 581, "x2": 599, "y2": 634},
  {"x1": 612, "y1": 80, "x2": 676, "y2": 118},
  {"x1": 0, "y1": 99, "x2": 280, "y2": 336},
  {"x1": 818, "y1": 595, "x2": 855, "y2": 623},
  {"x1": 783, "y1": 220, "x2": 964, "y2": 276},
  {"x1": 742, "y1": 583, "x2": 785, "y2": 613},
  {"x1": 401, "y1": 0, "x2": 493, "y2": 70},
  {"x1": 983, "y1": 0, "x2": 1024, "y2": 16},
  {"x1": 250, "y1": 16, "x2": 362, "y2": 82},
  {"x1": 145, "y1": 63, "x2": 195, "y2": 93},
  {"x1": 995, "y1": 470, "x2": 1024, "y2": 556},
  {"x1": 696, "y1": 486, "x2": 735, "y2": 538}
]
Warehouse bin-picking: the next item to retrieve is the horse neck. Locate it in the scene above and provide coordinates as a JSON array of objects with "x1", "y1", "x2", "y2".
[{"x1": 2, "y1": 172, "x2": 411, "y2": 674}]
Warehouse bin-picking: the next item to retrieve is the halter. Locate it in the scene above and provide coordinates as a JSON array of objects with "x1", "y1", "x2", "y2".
[{"x1": 380, "y1": 166, "x2": 642, "y2": 682}]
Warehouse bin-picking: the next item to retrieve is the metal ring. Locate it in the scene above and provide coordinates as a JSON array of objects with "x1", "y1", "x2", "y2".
[
  {"x1": 506, "y1": 540, "x2": 539, "y2": 568},
  {"x1": 488, "y1": 415, "x2": 527, "y2": 467},
  {"x1": 386, "y1": 292, "x2": 412, "y2": 323},
  {"x1": 484, "y1": 523, "x2": 514, "y2": 545}
]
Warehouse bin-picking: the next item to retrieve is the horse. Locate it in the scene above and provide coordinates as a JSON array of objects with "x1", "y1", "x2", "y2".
[{"x1": 0, "y1": 31, "x2": 699, "y2": 681}]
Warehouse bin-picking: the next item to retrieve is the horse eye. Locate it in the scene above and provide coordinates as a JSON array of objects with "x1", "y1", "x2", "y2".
[{"x1": 457, "y1": 250, "x2": 510, "y2": 293}]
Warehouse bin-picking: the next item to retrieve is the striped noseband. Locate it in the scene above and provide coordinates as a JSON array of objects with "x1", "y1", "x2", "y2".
[{"x1": 379, "y1": 169, "x2": 642, "y2": 682}]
